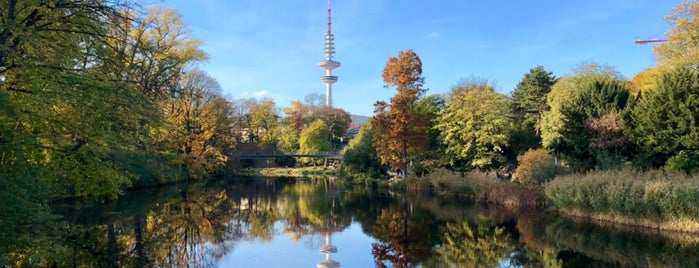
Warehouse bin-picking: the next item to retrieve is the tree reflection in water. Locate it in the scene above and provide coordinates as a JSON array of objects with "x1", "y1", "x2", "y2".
[{"x1": 3, "y1": 177, "x2": 699, "y2": 267}]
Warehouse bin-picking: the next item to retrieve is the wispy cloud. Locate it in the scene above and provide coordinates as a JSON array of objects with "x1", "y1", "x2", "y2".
[{"x1": 240, "y1": 90, "x2": 270, "y2": 98}]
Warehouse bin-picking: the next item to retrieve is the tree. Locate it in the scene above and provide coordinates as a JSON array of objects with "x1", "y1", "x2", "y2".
[
  {"x1": 435, "y1": 79, "x2": 511, "y2": 170},
  {"x1": 413, "y1": 94, "x2": 447, "y2": 174},
  {"x1": 540, "y1": 63, "x2": 625, "y2": 153},
  {"x1": 511, "y1": 66, "x2": 557, "y2": 133},
  {"x1": 627, "y1": 67, "x2": 699, "y2": 173},
  {"x1": 311, "y1": 106, "x2": 351, "y2": 147},
  {"x1": 248, "y1": 98, "x2": 279, "y2": 149},
  {"x1": 298, "y1": 120, "x2": 331, "y2": 166},
  {"x1": 628, "y1": 68, "x2": 658, "y2": 96},
  {"x1": 509, "y1": 66, "x2": 556, "y2": 155},
  {"x1": 161, "y1": 70, "x2": 236, "y2": 178},
  {"x1": 654, "y1": 0, "x2": 699, "y2": 68},
  {"x1": 557, "y1": 78, "x2": 631, "y2": 170},
  {"x1": 342, "y1": 121, "x2": 384, "y2": 176},
  {"x1": 373, "y1": 50, "x2": 429, "y2": 176},
  {"x1": 283, "y1": 100, "x2": 309, "y2": 131},
  {"x1": 107, "y1": 6, "x2": 208, "y2": 98}
]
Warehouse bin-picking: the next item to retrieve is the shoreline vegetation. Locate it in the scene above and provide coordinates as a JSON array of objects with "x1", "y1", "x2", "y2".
[
  {"x1": 250, "y1": 167, "x2": 699, "y2": 235},
  {"x1": 544, "y1": 169, "x2": 699, "y2": 233},
  {"x1": 358, "y1": 167, "x2": 699, "y2": 234},
  {"x1": 250, "y1": 165, "x2": 699, "y2": 234},
  {"x1": 239, "y1": 166, "x2": 338, "y2": 178}
]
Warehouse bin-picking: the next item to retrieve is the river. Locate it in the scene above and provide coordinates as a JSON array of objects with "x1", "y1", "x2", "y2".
[{"x1": 4, "y1": 177, "x2": 699, "y2": 267}]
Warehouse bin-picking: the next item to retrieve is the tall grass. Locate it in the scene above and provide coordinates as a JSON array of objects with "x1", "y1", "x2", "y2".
[
  {"x1": 402, "y1": 168, "x2": 540, "y2": 208},
  {"x1": 544, "y1": 169, "x2": 699, "y2": 231}
]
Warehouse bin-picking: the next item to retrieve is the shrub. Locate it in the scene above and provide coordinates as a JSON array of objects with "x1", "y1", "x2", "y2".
[
  {"x1": 664, "y1": 150, "x2": 699, "y2": 174},
  {"x1": 513, "y1": 149, "x2": 567, "y2": 185}
]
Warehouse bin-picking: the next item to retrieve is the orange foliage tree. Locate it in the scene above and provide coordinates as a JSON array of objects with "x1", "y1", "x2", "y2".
[{"x1": 372, "y1": 50, "x2": 429, "y2": 176}]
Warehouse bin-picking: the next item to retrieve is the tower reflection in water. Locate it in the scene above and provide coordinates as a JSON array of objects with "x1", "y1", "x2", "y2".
[{"x1": 317, "y1": 232, "x2": 339, "y2": 268}]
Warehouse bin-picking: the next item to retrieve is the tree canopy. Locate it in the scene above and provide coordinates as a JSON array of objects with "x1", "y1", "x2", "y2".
[
  {"x1": 373, "y1": 50, "x2": 429, "y2": 175},
  {"x1": 435, "y1": 79, "x2": 510, "y2": 170}
]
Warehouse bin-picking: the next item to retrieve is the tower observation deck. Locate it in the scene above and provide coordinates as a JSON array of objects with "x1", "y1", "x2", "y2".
[{"x1": 317, "y1": 0, "x2": 340, "y2": 107}]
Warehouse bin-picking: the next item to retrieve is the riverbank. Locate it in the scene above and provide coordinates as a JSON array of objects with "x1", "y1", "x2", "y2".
[
  {"x1": 238, "y1": 167, "x2": 338, "y2": 178},
  {"x1": 393, "y1": 168, "x2": 541, "y2": 209},
  {"x1": 544, "y1": 168, "x2": 699, "y2": 233},
  {"x1": 390, "y1": 167, "x2": 699, "y2": 233}
]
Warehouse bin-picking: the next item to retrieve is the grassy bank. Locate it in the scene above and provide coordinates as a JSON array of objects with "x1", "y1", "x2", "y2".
[
  {"x1": 238, "y1": 167, "x2": 338, "y2": 178},
  {"x1": 394, "y1": 168, "x2": 541, "y2": 209},
  {"x1": 544, "y1": 169, "x2": 699, "y2": 232}
]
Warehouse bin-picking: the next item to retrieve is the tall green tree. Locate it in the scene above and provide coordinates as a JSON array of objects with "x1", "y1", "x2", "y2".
[
  {"x1": 509, "y1": 66, "x2": 556, "y2": 155},
  {"x1": 511, "y1": 66, "x2": 557, "y2": 132},
  {"x1": 373, "y1": 50, "x2": 429, "y2": 176},
  {"x1": 298, "y1": 120, "x2": 332, "y2": 154},
  {"x1": 413, "y1": 94, "x2": 446, "y2": 174},
  {"x1": 298, "y1": 120, "x2": 331, "y2": 166},
  {"x1": 628, "y1": 67, "x2": 699, "y2": 173},
  {"x1": 435, "y1": 79, "x2": 511, "y2": 170}
]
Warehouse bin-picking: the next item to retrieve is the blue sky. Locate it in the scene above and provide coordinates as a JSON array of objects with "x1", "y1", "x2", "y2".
[{"x1": 163, "y1": 0, "x2": 678, "y2": 116}]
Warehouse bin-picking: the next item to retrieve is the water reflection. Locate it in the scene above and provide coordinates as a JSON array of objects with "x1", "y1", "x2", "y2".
[{"x1": 3, "y1": 177, "x2": 699, "y2": 267}]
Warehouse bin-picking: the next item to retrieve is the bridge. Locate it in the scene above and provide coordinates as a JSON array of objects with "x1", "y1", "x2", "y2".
[{"x1": 238, "y1": 152, "x2": 342, "y2": 160}]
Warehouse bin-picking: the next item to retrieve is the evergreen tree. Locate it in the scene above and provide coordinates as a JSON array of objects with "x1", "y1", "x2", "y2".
[
  {"x1": 510, "y1": 66, "x2": 556, "y2": 133},
  {"x1": 628, "y1": 68, "x2": 699, "y2": 173},
  {"x1": 509, "y1": 66, "x2": 556, "y2": 157},
  {"x1": 558, "y1": 79, "x2": 631, "y2": 170}
]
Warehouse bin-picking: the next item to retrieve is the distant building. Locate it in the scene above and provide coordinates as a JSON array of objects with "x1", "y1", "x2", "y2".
[{"x1": 349, "y1": 114, "x2": 369, "y2": 130}]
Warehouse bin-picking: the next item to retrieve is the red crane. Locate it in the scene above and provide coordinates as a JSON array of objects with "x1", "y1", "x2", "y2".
[{"x1": 634, "y1": 38, "x2": 668, "y2": 44}]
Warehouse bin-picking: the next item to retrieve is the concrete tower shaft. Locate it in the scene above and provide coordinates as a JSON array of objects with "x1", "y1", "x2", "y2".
[{"x1": 317, "y1": 0, "x2": 340, "y2": 107}]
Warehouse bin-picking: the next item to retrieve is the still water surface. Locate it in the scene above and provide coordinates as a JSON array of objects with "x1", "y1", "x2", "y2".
[{"x1": 15, "y1": 177, "x2": 699, "y2": 267}]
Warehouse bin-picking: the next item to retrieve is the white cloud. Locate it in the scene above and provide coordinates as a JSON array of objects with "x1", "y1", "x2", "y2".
[{"x1": 239, "y1": 90, "x2": 270, "y2": 98}]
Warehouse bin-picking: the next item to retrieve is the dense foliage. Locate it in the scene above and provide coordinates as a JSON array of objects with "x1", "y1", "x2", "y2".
[
  {"x1": 373, "y1": 50, "x2": 430, "y2": 176},
  {"x1": 435, "y1": 79, "x2": 511, "y2": 170},
  {"x1": 627, "y1": 68, "x2": 699, "y2": 173}
]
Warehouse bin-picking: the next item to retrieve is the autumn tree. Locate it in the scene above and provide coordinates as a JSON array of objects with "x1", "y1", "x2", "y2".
[
  {"x1": 283, "y1": 100, "x2": 310, "y2": 131},
  {"x1": 248, "y1": 98, "x2": 279, "y2": 150},
  {"x1": 161, "y1": 70, "x2": 236, "y2": 178},
  {"x1": 310, "y1": 106, "x2": 351, "y2": 148},
  {"x1": 654, "y1": 0, "x2": 699, "y2": 68},
  {"x1": 435, "y1": 79, "x2": 511, "y2": 170},
  {"x1": 372, "y1": 206, "x2": 434, "y2": 268},
  {"x1": 628, "y1": 68, "x2": 659, "y2": 96},
  {"x1": 107, "y1": 6, "x2": 208, "y2": 98},
  {"x1": 373, "y1": 50, "x2": 429, "y2": 176}
]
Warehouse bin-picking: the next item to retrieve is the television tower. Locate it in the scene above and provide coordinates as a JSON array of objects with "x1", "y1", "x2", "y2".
[{"x1": 318, "y1": 0, "x2": 340, "y2": 107}]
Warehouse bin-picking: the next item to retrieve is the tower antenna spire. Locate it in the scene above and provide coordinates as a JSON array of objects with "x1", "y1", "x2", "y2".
[
  {"x1": 327, "y1": 0, "x2": 332, "y2": 35},
  {"x1": 318, "y1": 0, "x2": 340, "y2": 107}
]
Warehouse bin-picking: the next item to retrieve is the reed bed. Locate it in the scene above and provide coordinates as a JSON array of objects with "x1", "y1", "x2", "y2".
[{"x1": 544, "y1": 169, "x2": 699, "y2": 232}]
